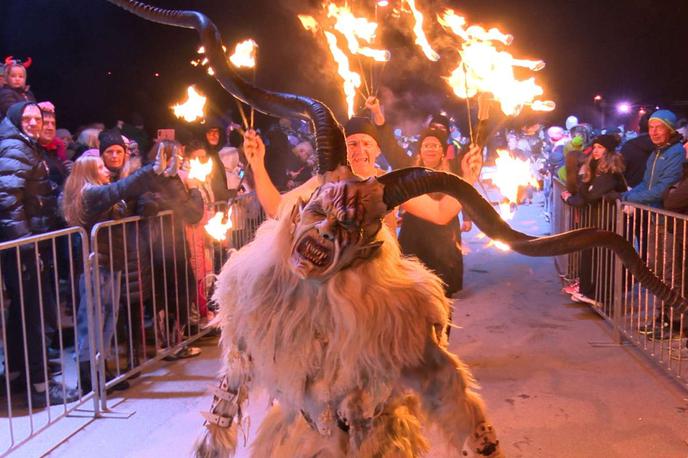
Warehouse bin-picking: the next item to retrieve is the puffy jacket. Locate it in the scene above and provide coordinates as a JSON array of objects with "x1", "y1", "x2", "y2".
[
  {"x1": 623, "y1": 136, "x2": 685, "y2": 208},
  {"x1": 0, "y1": 86, "x2": 36, "y2": 119},
  {"x1": 0, "y1": 112, "x2": 60, "y2": 242}
]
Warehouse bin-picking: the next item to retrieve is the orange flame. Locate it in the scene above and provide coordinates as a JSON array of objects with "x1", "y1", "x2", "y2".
[
  {"x1": 298, "y1": 14, "x2": 319, "y2": 32},
  {"x1": 405, "y1": 0, "x2": 439, "y2": 61},
  {"x1": 327, "y1": 4, "x2": 390, "y2": 62},
  {"x1": 229, "y1": 39, "x2": 258, "y2": 69},
  {"x1": 187, "y1": 158, "x2": 214, "y2": 182},
  {"x1": 171, "y1": 86, "x2": 207, "y2": 123},
  {"x1": 205, "y1": 208, "x2": 233, "y2": 241},
  {"x1": 324, "y1": 31, "x2": 362, "y2": 119},
  {"x1": 439, "y1": 9, "x2": 554, "y2": 116},
  {"x1": 491, "y1": 149, "x2": 539, "y2": 220}
]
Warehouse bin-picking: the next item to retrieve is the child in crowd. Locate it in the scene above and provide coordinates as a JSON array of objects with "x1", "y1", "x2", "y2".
[{"x1": 0, "y1": 57, "x2": 36, "y2": 117}]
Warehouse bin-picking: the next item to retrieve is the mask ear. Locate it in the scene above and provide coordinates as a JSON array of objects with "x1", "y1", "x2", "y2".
[
  {"x1": 290, "y1": 197, "x2": 306, "y2": 225},
  {"x1": 356, "y1": 240, "x2": 383, "y2": 260}
]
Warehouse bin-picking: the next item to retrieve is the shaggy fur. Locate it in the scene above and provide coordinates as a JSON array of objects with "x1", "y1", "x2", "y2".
[{"x1": 198, "y1": 212, "x2": 501, "y2": 457}]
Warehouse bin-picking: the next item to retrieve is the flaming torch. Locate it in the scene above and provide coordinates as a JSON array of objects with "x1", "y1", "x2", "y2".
[
  {"x1": 229, "y1": 38, "x2": 259, "y2": 129},
  {"x1": 205, "y1": 208, "x2": 233, "y2": 242},
  {"x1": 324, "y1": 31, "x2": 362, "y2": 119},
  {"x1": 187, "y1": 158, "x2": 213, "y2": 182},
  {"x1": 405, "y1": 0, "x2": 440, "y2": 61},
  {"x1": 439, "y1": 8, "x2": 555, "y2": 117},
  {"x1": 171, "y1": 86, "x2": 207, "y2": 123},
  {"x1": 490, "y1": 149, "x2": 540, "y2": 221}
]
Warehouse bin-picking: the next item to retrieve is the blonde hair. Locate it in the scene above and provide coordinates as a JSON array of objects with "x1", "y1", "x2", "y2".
[
  {"x1": 581, "y1": 151, "x2": 625, "y2": 183},
  {"x1": 62, "y1": 156, "x2": 103, "y2": 226}
]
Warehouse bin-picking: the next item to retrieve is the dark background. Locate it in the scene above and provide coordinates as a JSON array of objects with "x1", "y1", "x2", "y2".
[{"x1": 1, "y1": 0, "x2": 687, "y2": 135}]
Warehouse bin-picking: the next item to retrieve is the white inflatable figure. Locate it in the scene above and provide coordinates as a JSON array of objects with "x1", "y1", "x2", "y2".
[{"x1": 565, "y1": 115, "x2": 579, "y2": 131}]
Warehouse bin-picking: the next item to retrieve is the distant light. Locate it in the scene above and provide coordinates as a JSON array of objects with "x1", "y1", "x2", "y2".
[
  {"x1": 638, "y1": 107, "x2": 646, "y2": 115},
  {"x1": 593, "y1": 94, "x2": 602, "y2": 102},
  {"x1": 106, "y1": 71, "x2": 112, "y2": 76},
  {"x1": 377, "y1": 0, "x2": 389, "y2": 6},
  {"x1": 655, "y1": 106, "x2": 660, "y2": 110},
  {"x1": 616, "y1": 102, "x2": 631, "y2": 114},
  {"x1": 154, "y1": 72, "x2": 160, "y2": 77}
]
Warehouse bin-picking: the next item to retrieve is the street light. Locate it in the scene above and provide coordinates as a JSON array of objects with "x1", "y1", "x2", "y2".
[{"x1": 616, "y1": 102, "x2": 632, "y2": 115}]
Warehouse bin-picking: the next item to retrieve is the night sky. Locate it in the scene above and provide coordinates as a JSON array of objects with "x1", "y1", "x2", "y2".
[{"x1": 1, "y1": 0, "x2": 687, "y2": 134}]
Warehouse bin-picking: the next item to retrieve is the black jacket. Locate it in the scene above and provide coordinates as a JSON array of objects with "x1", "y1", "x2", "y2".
[
  {"x1": 0, "y1": 114, "x2": 60, "y2": 241},
  {"x1": 0, "y1": 86, "x2": 36, "y2": 119},
  {"x1": 620, "y1": 134, "x2": 655, "y2": 188}
]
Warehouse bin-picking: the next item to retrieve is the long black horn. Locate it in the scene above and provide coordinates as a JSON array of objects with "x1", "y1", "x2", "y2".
[
  {"x1": 378, "y1": 167, "x2": 687, "y2": 313},
  {"x1": 105, "y1": 0, "x2": 347, "y2": 174}
]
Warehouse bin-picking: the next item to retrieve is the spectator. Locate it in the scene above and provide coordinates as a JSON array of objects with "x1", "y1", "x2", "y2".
[
  {"x1": 560, "y1": 134, "x2": 625, "y2": 300},
  {"x1": 218, "y1": 146, "x2": 244, "y2": 193},
  {"x1": 73, "y1": 127, "x2": 102, "y2": 160},
  {"x1": 0, "y1": 65, "x2": 4, "y2": 87},
  {"x1": 119, "y1": 112, "x2": 151, "y2": 154},
  {"x1": 0, "y1": 58, "x2": 36, "y2": 118},
  {"x1": 620, "y1": 112, "x2": 654, "y2": 188},
  {"x1": 62, "y1": 151, "x2": 169, "y2": 392},
  {"x1": 285, "y1": 139, "x2": 315, "y2": 190},
  {"x1": 0, "y1": 101, "x2": 77, "y2": 406},
  {"x1": 99, "y1": 129, "x2": 127, "y2": 181},
  {"x1": 623, "y1": 110, "x2": 685, "y2": 207},
  {"x1": 38, "y1": 105, "x2": 70, "y2": 189},
  {"x1": 202, "y1": 118, "x2": 230, "y2": 200}
]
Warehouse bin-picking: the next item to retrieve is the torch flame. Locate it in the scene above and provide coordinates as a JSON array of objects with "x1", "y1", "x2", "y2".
[
  {"x1": 187, "y1": 158, "x2": 214, "y2": 182},
  {"x1": 490, "y1": 149, "x2": 539, "y2": 220},
  {"x1": 229, "y1": 39, "x2": 258, "y2": 69},
  {"x1": 440, "y1": 8, "x2": 555, "y2": 116},
  {"x1": 299, "y1": 14, "x2": 319, "y2": 32},
  {"x1": 405, "y1": 0, "x2": 439, "y2": 61},
  {"x1": 324, "y1": 31, "x2": 362, "y2": 119},
  {"x1": 327, "y1": 4, "x2": 391, "y2": 62},
  {"x1": 204, "y1": 208, "x2": 233, "y2": 242},
  {"x1": 171, "y1": 86, "x2": 207, "y2": 123}
]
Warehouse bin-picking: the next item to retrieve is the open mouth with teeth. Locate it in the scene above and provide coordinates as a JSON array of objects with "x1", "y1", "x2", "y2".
[{"x1": 295, "y1": 235, "x2": 334, "y2": 267}]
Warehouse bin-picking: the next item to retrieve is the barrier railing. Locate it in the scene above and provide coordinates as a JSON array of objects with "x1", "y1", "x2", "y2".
[
  {"x1": 1, "y1": 191, "x2": 267, "y2": 455},
  {"x1": 553, "y1": 179, "x2": 687, "y2": 386},
  {"x1": 0, "y1": 227, "x2": 96, "y2": 456}
]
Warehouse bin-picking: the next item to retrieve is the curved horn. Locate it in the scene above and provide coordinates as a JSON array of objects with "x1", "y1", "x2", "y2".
[
  {"x1": 105, "y1": 0, "x2": 347, "y2": 174},
  {"x1": 378, "y1": 167, "x2": 687, "y2": 313},
  {"x1": 4, "y1": 56, "x2": 14, "y2": 66},
  {"x1": 22, "y1": 57, "x2": 32, "y2": 68}
]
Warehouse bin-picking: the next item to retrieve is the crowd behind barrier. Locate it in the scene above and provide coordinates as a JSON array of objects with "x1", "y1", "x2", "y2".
[
  {"x1": 0, "y1": 192, "x2": 265, "y2": 456},
  {"x1": 552, "y1": 178, "x2": 688, "y2": 387}
]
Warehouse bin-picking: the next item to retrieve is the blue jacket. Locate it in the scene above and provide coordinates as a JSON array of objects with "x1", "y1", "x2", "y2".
[{"x1": 623, "y1": 136, "x2": 685, "y2": 208}]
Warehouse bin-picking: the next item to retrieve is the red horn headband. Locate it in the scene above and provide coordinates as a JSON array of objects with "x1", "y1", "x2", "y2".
[{"x1": 22, "y1": 57, "x2": 32, "y2": 68}]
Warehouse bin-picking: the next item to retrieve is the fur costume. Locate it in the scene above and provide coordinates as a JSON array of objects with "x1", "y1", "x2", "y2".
[{"x1": 105, "y1": 2, "x2": 688, "y2": 457}]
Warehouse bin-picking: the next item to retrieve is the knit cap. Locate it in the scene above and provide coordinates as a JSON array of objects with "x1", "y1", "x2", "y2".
[
  {"x1": 649, "y1": 109, "x2": 677, "y2": 132},
  {"x1": 98, "y1": 129, "x2": 126, "y2": 154},
  {"x1": 591, "y1": 134, "x2": 620, "y2": 152},
  {"x1": 344, "y1": 117, "x2": 380, "y2": 145}
]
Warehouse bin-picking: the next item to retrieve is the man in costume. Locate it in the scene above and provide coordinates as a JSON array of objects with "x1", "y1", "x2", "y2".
[{"x1": 106, "y1": 2, "x2": 688, "y2": 457}]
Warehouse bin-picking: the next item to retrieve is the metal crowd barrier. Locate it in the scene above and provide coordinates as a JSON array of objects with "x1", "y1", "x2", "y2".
[
  {"x1": 0, "y1": 227, "x2": 96, "y2": 456},
  {"x1": 552, "y1": 179, "x2": 687, "y2": 387},
  {"x1": 1, "y1": 192, "x2": 267, "y2": 456}
]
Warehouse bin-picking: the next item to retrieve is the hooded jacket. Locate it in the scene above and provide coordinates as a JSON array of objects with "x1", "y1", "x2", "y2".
[{"x1": 0, "y1": 101, "x2": 60, "y2": 241}]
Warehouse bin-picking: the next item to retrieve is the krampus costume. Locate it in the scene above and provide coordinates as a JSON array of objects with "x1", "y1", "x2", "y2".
[{"x1": 107, "y1": 2, "x2": 688, "y2": 457}]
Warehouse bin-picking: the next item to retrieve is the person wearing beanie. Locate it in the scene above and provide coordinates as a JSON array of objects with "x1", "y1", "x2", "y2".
[
  {"x1": 560, "y1": 134, "x2": 626, "y2": 300},
  {"x1": 98, "y1": 128, "x2": 127, "y2": 181},
  {"x1": 620, "y1": 112, "x2": 655, "y2": 188},
  {"x1": 624, "y1": 109, "x2": 684, "y2": 208}
]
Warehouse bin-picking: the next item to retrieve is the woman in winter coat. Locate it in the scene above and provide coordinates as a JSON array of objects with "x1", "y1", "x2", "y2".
[
  {"x1": 61, "y1": 151, "x2": 170, "y2": 392},
  {"x1": 561, "y1": 134, "x2": 626, "y2": 299}
]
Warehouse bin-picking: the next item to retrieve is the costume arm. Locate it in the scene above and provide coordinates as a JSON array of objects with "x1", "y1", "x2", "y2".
[{"x1": 195, "y1": 342, "x2": 253, "y2": 457}]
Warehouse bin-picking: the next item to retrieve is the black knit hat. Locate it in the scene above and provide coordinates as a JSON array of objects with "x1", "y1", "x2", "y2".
[
  {"x1": 419, "y1": 128, "x2": 448, "y2": 151},
  {"x1": 591, "y1": 134, "x2": 620, "y2": 152},
  {"x1": 344, "y1": 116, "x2": 380, "y2": 146},
  {"x1": 98, "y1": 129, "x2": 126, "y2": 154}
]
